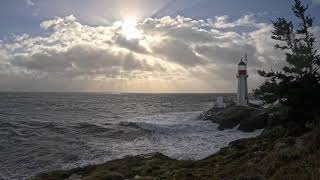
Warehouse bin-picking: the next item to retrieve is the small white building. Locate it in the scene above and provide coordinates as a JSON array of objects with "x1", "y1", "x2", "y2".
[
  {"x1": 212, "y1": 96, "x2": 227, "y2": 108},
  {"x1": 237, "y1": 56, "x2": 249, "y2": 106}
]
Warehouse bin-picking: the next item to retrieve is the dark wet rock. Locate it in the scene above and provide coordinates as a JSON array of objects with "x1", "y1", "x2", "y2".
[
  {"x1": 228, "y1": 139, "x2": 248, "y2": 149},
  {"x1": 201, "y1": 106, "x2": 269, "y2": 132},
  {"x1": 239, "y1": 112, "x2": 269, "y2": 132}
]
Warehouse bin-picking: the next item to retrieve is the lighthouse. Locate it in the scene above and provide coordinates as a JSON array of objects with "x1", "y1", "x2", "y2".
[{"x1": 237, "y1": 55, "x2": 249, "y2": 106}]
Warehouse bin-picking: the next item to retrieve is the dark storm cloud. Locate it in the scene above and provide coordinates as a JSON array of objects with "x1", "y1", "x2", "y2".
[
  {"x1": 151, "y1": 38, "x2": 206, "y2": 67},
  {"x1": 195, "y1": 44, "x2": 258, "y2": 66},
  {"x1": 114, "y1": 35, "x2": 149, "y2": 54}
]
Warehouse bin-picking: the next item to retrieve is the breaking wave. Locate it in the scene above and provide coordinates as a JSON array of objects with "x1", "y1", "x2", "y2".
[
  {"x1": 117, "y1": 111, "x2": 263, "y2": 160},
  {"x1": 0, "y1": 93, "x2": 262, "y2": 180}
]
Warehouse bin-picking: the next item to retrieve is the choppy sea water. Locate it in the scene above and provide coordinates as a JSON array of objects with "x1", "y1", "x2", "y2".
[{"x1": 0, "y1": 93, "x2": 262, "y2": 180}]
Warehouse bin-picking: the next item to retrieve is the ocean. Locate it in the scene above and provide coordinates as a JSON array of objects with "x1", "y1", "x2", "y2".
[{"x1": 0, "y1": 93, "x2": 262, "y2": 180}]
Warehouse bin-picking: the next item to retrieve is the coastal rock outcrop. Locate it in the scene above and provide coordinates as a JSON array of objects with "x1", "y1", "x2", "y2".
[{"x1": 201, "y1": 105, "x2": 269, "y2": 132}]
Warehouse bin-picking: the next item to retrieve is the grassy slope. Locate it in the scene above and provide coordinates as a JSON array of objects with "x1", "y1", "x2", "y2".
[{"x1": 33, "y1": 126, "x2": 320, "y2": 180}]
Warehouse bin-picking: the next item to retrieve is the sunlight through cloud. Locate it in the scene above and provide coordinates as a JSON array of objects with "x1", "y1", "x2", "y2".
[{"x1": 120, "y1": 20, "x2": 143, "y2": 40}]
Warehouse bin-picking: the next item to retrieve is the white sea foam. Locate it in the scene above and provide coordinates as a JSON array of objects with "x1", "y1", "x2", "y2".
[{"x1": 113, "y1": 111, "x2": 263, "y2": 160}]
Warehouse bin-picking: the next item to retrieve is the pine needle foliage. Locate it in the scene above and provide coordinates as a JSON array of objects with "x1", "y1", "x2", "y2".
[{"x1": 254, "y1": 0, "x2": 320, "y2": 126}]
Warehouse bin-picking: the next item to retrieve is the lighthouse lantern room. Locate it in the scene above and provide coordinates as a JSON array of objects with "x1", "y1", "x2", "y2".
[{"x1": 237, "y1": 55, "x2": 249, "y2": 106}]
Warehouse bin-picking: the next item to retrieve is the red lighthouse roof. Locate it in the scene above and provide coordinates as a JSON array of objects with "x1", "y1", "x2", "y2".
[
  {"x1": 238, "y1": 61, "x2": 246, "y2": 66},
  {"x1": 238, "y1": 59, "x2": 246, "y2": 66}
]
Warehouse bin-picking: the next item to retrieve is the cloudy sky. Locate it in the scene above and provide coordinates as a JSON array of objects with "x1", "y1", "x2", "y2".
[{"x1": 0, "y1": 0, "x2": 320, "y2": 93}]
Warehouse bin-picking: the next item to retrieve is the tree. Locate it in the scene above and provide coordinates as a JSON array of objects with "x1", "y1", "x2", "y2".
[{"x1": 254, "y1": 0, "x2": 320, "y2": 126}]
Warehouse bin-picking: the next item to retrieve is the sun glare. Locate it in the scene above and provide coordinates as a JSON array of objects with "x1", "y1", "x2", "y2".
[{"x1": 121, "y1": 20, "x2": 142, "y2": 40}]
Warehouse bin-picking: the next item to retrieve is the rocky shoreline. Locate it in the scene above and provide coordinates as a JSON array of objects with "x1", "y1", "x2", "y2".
[
  {"x1": 201, "y1": 105, "x2": 270, "y2": 132},
  {"x1": 33, "y1": 106, "x2": 320, "y2": 180}
]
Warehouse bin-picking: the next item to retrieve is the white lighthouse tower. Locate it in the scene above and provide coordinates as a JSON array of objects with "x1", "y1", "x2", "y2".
[{"x1": 237, "y1": 55, "x2": 249, "y2": 106}]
